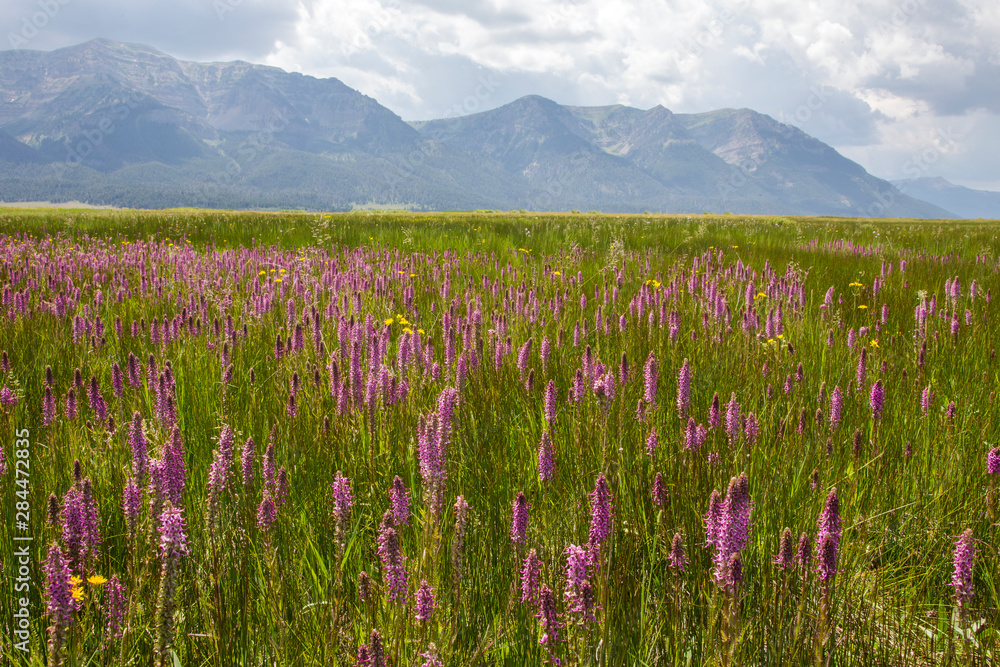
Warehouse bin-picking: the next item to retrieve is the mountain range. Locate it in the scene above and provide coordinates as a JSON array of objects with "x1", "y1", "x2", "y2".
[
  {"x1": 0, "y1": 38, "x2": 975, "y2": 217},
  {"x1": 891, "y1": 177, "x2": 1000, "y2": 219}
]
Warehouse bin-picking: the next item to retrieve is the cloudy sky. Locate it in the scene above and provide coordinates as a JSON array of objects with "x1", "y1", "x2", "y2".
[{"x1": 4, "y1": 0, "x2": 998, "y2": 189}]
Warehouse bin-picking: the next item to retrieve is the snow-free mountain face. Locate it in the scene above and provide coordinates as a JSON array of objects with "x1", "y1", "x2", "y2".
[
  {"x1": 0, "y1": 39, "x2": 955, "y2": 217},
  {"x1": 892, "y1": 177, "x2": 1000, "y2": 220}
]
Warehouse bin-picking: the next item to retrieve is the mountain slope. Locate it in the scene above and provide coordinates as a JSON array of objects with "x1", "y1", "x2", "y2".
[
  {"x1": 677, "y1": 108, "x2": 952, "y2": 219},
  {"x1": 0, "y1": 39, "x2": 959, "y2": 216},
  {"x1": 0, "y1": 39, "x2": 525, "y2": 210},
  {"x1": 891, "y1": 177, "x2": 1000, "y2": 219}
]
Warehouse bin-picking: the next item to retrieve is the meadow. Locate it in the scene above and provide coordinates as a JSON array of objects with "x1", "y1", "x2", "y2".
[{"x1": 0, "y1": 209, "x2": 997, "y2": 666}]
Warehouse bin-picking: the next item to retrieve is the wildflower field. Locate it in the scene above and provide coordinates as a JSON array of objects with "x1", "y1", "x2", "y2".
[{"x1": 0, "y1": 209, "x2": 998, "y2": 666}]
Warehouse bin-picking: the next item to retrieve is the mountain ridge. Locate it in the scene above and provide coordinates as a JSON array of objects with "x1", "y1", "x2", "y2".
[
  {"x1": 891, "y1": 177, "x2": 1000, "y2": 220},
  {"x1": 0, "y1": 39, "x2": 955, "y2": 217}
]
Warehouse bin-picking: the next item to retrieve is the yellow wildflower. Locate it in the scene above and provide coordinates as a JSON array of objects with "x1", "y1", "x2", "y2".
[{"x1": 88, "y1": 575, "x2": 108, "y2": 586}]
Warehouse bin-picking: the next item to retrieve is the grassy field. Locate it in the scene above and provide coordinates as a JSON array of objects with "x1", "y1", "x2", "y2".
[{"x1": 0, "y1": 209, "x2": 997, "y2": 666}]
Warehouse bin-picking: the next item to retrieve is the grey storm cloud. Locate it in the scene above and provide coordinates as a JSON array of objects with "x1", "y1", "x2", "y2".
[{"x1": 2, "y1": 0, "x2": 998, "y2": 189}]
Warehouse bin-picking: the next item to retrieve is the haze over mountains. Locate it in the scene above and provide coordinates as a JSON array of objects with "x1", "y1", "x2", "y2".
[
  {"x1": 891, "y1": 178, "x2": 1000, "y2": 220},
  {"x1": 0, "y1": 39, "x2": 972, "y2": 217}
]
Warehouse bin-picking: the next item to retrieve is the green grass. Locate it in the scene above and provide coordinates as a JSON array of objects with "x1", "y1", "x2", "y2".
[{"x1": 0, "y1": 209, "x2": 997, "y2": 666}]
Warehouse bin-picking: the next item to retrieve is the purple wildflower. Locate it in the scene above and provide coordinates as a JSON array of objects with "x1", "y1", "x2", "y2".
[
  {"x1": 414, "y1": 580, "x2": 435, "y2": 622},
  {"x1": 646, "y1": 427, "x2": 659, "y2": 456},
  {"x1": 544, "y1": 379, "x2": 557, "y2": 425},
  {"x1": 158, "y1": 503, "x2": 189, "y2": 557},
  {"x1": 538, "y1": 430, "x2": 555, "y2": 483},
  {"x1": 517, "y1": 337, "x2": 533, "y2": 376},
  {"x1": 987, "y1": 447, "x2": 1000, "y2": 475},
  {"x1": 795, "y1": 532, "x2": 813, "y2": 570},
  {"x1": 950, "y1": 529, "x2": 975, "y2": 611},
  {"x1": 668, "y1": 533, "x2": 686, "y2": 571},
  {"x1": 744, "y1": 412, "x2": 759, "y2": 445},
  {"x1": 43, "y1": 386, "x2": 56, "y2": 426},
  {"x1": 43, "y1": 543, "x2": 76, "y2": 667},
  {"x1": 677, "y1": 358, "x2": 691, "y2": 416},
  {"x1": 122, "y1": 477, "x2": 142, "y2": 541},
  {"x1": 257, "y1": 492, "x2": 277, "y2": 531},
  {"x1": 537, "y1": 585, "x2": 564, "y2": 648},
  {"x1": 704, "y1": 490, "x2": 723, "y2": 548},
  {"x1": 451, "y1": 496, "x2": 470, "y2": 587},
  {"x1": 815, "y1": 488, "x2": 840, "y2": 581},
  {"x1": 727, "y1": 552, "x2": 744, "y2": 590},
  {"x1": 389, "y1": 475, "x2": 411, "y2": 527},
  {"x1": 510, "y1": 492, "x2": 529, "y2": 545},
  {"x1": 817, "y1": 488, "x2": 841, "y2": 550},
  {"x1": 830, "y1": 385, "x2": 843, "y2": 430},
  {"x1": 564, "y1": 544, "x2": 596, "y2": 622},
  {"x1": 366, "y1": 629, "x2": 387, "y2": 667},
  {"x1": 711, "y1": 473, "x2": 752, "y2": 585},
  {"x1": 587, "y1": 473, "x2": 614, "y2": 550},
  {"x1": 521, "y1": 549, "x2": 542, "y2": 605},
  {"x1": 104, "y1": 575, "x2": 128, "y2": 640},
  {"x1": 65, "y1": 388, "x2": 76, "y2": 420},
  {"x1": 870, "y1": 380, "x2": 884, "y2": 421},
  {"x1": 331, "y1": 471, "x2": 355, "y2": 550},
  {"x1": 358, "y1": 571, "x2": 372, "y2": 602},
  {"x1": 643, "y1": 351, "x2": 658, "y2": 405},
  {"x1": 652, "y1": 472, "x2": 668, "y2": 508},
  {"x1": 709, "y1": 392, "x2": 721, "y2": 429},
  {"x1": 816, "y1": 532, "x2": 838, "y2": 581},
  {"x1": 774, "y1": 528, "x2": 795, "y2": 571},
  {"x1": 724, "y1": 393, "x2": 741, "y2": 443},
  {"x1": 0, "y1": 386, "x2": 17, "y2": 410},
  {"x1": 111, "y1": 362, "x2": 124, "y2": 398},
  {"x1": 378, "y1": 521, "x2": 408, "y2": 602},
  {"x1": 241, "y1": 437, "x2": 255, "y2": 490}
]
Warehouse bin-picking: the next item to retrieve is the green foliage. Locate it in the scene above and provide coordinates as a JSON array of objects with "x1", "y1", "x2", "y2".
[{"x1": 0, "y1": 210, "x2": 997, "y2": 666}]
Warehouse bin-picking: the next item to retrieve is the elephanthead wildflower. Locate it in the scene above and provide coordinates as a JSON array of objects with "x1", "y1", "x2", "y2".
[
  {"x1": 537, "y1": 431, "x2": 555, "y2": 483},
  {"x1": 414, "y1": 580, "x2": 435, "y2": 622},
  {"x1": 774, "y1": 528, "x2": 795, "y2": 571},
  {"x1": 43, "y1": 543, "x2": 76, "y2": 667},
  {"x1": 521, "y1": 549, "x2": 542, "y2": 606},
  {"x1": 588, "y1": 473, "x2": 614, "y2": 551},
  {"x1": 951, "y1": 529, "x2": 975, "y2": 612},
  {"x1": 388, "y1": 475, "x2": 412, "y2": 527},
  {"x1": 668, "y1": 533, "x2": 687, "y2": 571},
  {"x1": 510, "y1": 492, "x2": 529, "y2": 545}
]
